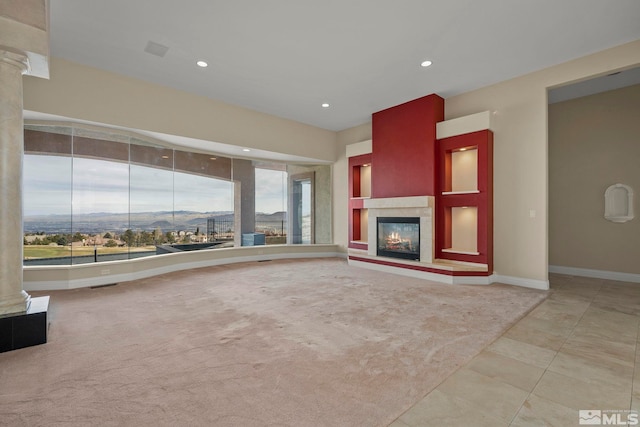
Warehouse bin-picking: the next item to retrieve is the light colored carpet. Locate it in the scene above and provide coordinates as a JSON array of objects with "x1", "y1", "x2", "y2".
[{"x1": 0, "y1": 258, "x2": 547, "y2": 426}]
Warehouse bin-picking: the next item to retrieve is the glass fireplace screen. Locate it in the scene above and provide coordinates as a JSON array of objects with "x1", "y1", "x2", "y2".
[{"x1": 377, "y1": 217, "x2": 420, "y2": 261}]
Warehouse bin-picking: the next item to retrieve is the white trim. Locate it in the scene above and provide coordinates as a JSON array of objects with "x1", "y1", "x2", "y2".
[
  {"x1": 549, "y1": 265, "x2": 640, "y2": 284},
  {"x1": 491, "y1": 274, "x2": 550, "y2": 290},
  {"x1": 351, "y1": 266, "x2": 550, "y2": 289},
  {"x1": 349, "y1": 259, "x2": 550, "y2": 289},
  {"x1": 436, "y1": 111, "x2": 492, "y2": 139},
  {"x1": 442, "y1": 249, "x2": 481, "y2": 256},
  {"x1": 346, "y1": 139, "x2": 372, "y2": 158},
  {"x1": 442, "y1": 190, "x2": 480, "y2": 195},
  {"x1": 452, "y1": 275, "x2": 492, "y2": 285},
  {"x1": 349, "y1": 259, "x2": 456, "y2": 284},
  {"x1": 348, "y1": 259, "x2": 492, "y2": 285},
  {"x1": 24, "y1": 248, "x2": 345, "y2": 291}
]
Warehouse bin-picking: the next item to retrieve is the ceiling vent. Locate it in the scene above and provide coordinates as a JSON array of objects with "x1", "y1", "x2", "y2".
[{"x1": 144, "y1": 41, "x2": 169, "y2": 58}]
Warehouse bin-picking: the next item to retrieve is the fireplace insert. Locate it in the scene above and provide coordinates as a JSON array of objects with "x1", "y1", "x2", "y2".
[{"x1": 377, "y1": 217, "x2": 420, "y2": 260}]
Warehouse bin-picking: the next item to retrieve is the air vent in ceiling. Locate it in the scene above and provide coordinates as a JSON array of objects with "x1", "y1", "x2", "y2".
[{"x1": 144, "y1": 41, "x2": 169, "y2": 58}]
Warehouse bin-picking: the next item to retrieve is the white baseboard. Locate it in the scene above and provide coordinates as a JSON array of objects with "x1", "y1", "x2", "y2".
[
  {"x1": 24, "y1": 249, "x2": 345, "y2": 291},
  {"x1": 491, "y1": 274, "x2": 550, "y2": 290},
  {"x1": 348, "y1": 259, "x2": 550, "y2": 289},
  {"x1": 549, "y1": 265, "x2": 640, "y2": 284},
  {"x1": 348, "y1": 259, "x2": 460, "y2": 284}
]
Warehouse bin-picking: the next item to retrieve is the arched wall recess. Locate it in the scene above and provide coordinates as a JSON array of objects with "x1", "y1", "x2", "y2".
[{"x1": 604, "y1": 183, "x2": 634, "y2": 223}]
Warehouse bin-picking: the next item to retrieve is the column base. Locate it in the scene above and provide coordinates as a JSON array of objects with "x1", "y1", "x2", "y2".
[
  {"x1": 0, "y1": 290, "x2": 31, "y2": 316},
  {"x1": 0, "y1": 296, "x2": 49, "y2": 353}
]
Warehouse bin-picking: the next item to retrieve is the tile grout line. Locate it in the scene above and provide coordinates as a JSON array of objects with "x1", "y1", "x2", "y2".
[{"x1": 507, "y1": 277, "x2": 602, "y2": 426}]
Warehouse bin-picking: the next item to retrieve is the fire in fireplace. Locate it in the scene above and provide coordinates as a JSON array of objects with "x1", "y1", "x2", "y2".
[{"x1": 377, "y1": 217, "x2": 420, "y2": 260}]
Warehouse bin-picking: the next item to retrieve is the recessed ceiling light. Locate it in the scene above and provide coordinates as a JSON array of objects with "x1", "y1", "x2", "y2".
[
  {"x1": 420, "y1": 60, "x2": 432, "y2": 68},
  {"x1": 209, "y1": 157, "x2": 217, "y2": 160},
  {"x1": 242, "y1": 148, "x2": 251, "y2": 152},
  {"x1": 196, "y1": 60, "x2": 208, "y2": 68},
  {"x1": 161, "y1": 155, "x2": 170, "y2": 159},
  {"x1": 321, "y1": 103, "x2": 330, "y2": 108}
]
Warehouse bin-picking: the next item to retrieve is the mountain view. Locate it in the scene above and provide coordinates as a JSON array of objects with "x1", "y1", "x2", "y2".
[{"x1": 24, "y1": 211, "x2": 286, "y2": 234}]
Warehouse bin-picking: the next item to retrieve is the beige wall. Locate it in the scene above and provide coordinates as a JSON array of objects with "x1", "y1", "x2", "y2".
[
  {"x1": 23, "y1": 57, "x2": 336, "y2": 162},
  {"x1": 549, "y1": 84, "x2": 640, "y2": 274},
  {"x1": 334, "y1": 123, "x2": 372, "y2": 250},
  {"x1": 335, "y1": 40, "x2": 640, "y2": 282}
]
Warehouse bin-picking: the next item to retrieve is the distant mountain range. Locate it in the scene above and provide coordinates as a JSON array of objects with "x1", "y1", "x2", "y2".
[{"x1": 24, "y1": 211, "x2": 286, "y2": 234}]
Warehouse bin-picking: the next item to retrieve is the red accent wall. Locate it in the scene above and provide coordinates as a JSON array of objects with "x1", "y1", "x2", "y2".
[
  {"x1": 372, "y1": 94, "x2": 444, "y2": 198},
  {"x1": 435, "y1": 130, "x2": 493, "y2": 271}
]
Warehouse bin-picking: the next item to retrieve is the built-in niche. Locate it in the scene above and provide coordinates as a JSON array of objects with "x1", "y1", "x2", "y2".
[
  {"x1": 443, "y1": 206, "x2": 478, "y2": 255},
  {"x1": 436, "y1": 129, "x2": 493, "y2": 268},
  {"x1": 604, "y1": 183, "x2": 634, "y2": 223},
  {"x1": 449, "y1": 148, "x2": 478, "y2": 193},
  {"x1": 348, "y1": 154, "x2": 372, "y2": 249}
]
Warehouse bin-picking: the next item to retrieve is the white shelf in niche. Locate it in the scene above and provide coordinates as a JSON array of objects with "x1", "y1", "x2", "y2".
[
  {"x1": 442, "y1": 248, "x2": 480, "y2": 256},
  {"x1": 442, "y1": 190, "x2": 480, "y2": 195},
  {"x1": 351, "y1": 196, "x2": 371, "y2": 200}
]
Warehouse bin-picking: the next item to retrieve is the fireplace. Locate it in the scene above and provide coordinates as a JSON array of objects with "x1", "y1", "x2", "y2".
[
  {"x1": 377, "y1": 217, "x2": 420, "y2": 260},
  {"x1": 364, "y1": 196, "x2": 434, "y2": 263}
]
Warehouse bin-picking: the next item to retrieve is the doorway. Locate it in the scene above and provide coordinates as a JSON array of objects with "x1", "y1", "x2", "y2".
[
  {"x1": 289, "y1": 172, "x2": 314, "y2": 244},
  {"x1": 547, "y1": 67, "x2": 640, "y2": 283}
]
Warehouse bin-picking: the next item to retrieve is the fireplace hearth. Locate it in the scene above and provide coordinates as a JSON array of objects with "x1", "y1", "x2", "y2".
[{"x1": 377, "y1": 217, "x2": 420, "y2": 260}]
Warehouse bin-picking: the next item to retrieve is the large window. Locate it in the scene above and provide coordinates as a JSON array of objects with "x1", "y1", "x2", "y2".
[
  {"x1": 23, "y1": 152, "x2": 72, "y2": 262},
  {"x1": 72, "y1": 156, "x2": 131, "y2": 263},
  {"x1": 23, "y1": 126, "x2": 235, "y2": 265},
  {"x1": 174, "y1": 170, "x2": 234, "y2": 243},
  {"x1": 255, "y1": 164, "x2": 287, "y2": 244},
  {"x1": 23, "y1": 124, "x2": 331, "y2": 265}
]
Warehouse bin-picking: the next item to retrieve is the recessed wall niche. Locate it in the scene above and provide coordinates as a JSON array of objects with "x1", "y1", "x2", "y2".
[
  {"x1": 451, "y1": 148, "x2": 478, "y2": 193},
  {"x1": 359, "y1": 164, "x2": 372, "y2": 198},
  {"x1": 348, "y1": 153, "x2": 372, "y2": 249},
  {"x1": 448, "y1": 206, "x2": 478, "y2": 254},
  {"x1": 436, "y1": 128, "x2": 493, "y2": 268}
]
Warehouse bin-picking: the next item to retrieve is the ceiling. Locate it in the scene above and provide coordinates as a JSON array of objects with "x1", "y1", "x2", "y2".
[{"x1": 48, "y1": 1, "x2": 640, "y2": 133}]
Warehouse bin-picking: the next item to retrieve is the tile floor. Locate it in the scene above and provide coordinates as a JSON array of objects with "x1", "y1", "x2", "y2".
[{"x1": 390, "y1": 273, "x2": 640, "y2": 426}]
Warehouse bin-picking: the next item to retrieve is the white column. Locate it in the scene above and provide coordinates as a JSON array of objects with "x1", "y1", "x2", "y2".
[{"x1": 0, "y1": 49, "x2": 31, "y2": 315}]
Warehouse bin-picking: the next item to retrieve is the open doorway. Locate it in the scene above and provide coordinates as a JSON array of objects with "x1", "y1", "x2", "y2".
[{"x1": 547, "y1": 66, "x2": 640, "y2": 284}]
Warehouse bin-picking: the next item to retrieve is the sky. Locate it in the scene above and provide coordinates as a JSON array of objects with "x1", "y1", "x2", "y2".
[
  {"x1": 23, "y1": 155, "x2": 286, "y2": 217},
  {"x1": 254, "y1": 168, "x2": 287, "y2": 214}
]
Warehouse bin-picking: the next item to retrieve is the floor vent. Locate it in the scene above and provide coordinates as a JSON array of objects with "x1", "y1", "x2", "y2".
[{"x1": 90, "y1": 283, "x2": 118, "y2": 289}]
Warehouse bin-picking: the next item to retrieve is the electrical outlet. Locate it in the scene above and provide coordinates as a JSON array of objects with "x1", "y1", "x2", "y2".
[{"x1": 101, "y1": 269, "x2": 110, "y2": 275}]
